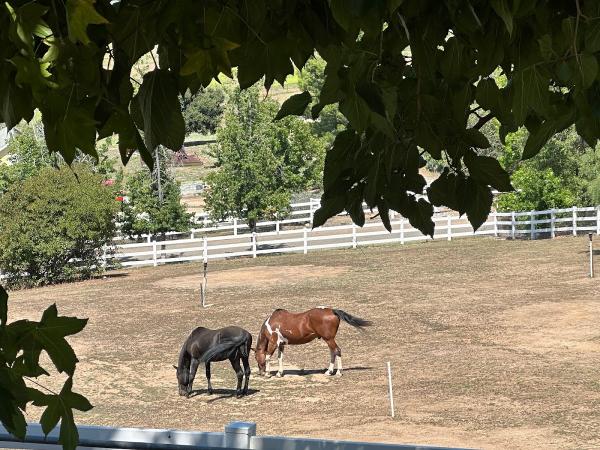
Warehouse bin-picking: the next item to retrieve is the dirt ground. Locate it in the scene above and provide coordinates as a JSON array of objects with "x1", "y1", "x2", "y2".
[{"x1": 7, "y1": 236, "x2": 600, "y2": 449}]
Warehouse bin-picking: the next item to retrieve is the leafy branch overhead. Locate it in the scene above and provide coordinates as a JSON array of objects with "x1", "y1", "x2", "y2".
[
  {"x1": 0, "y1": 286, "x2": 91, "y2": 450},
  {"x1": 3, "y1": 1, "x2": 600, "y2": 235}
]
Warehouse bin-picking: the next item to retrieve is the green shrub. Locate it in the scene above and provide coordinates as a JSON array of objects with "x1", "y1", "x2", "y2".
[{"x1": 0, "y1": 166, "x2": 118, "y2": 286}]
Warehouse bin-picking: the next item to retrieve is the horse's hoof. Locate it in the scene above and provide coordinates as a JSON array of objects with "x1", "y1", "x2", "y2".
[
  {"x1": 276, "y1": 371, "x2": 283, "y2": 378},
  {"x1": 236, "y1": 392, "x2": 243, "y2": 399},
  {"x1": 324, "y1": 370, "x2": 334, "y2": 376},
  {"x1": 207, "y1": 390, "x2": 213, "y2": 395},
  {"x1": 265, "y1": 373, "x2": 272, "y2": 379},
  {"x1": 335, "y1": 371, "x2": 343, "y2": 377}
]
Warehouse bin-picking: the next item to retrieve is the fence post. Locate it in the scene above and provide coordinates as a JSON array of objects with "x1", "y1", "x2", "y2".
[
  {"x1": 224, "y1": 422, "x2": 256, "y2": 449},
  {"x1": 511, "y1": 211, "x2": 516, "y2": 239},
  {"x1": 390, "y1": 210, "x2": 396, "y2": 219},
  {"x1": 597, "y1": 206, "x2": 600, "y2": 236},
  {"x1": 447, "y1": 216, "x2": 452, "y2": 241},
  {"x1": 303, "y1": 226, "x2": 308, "y2": 254},
  {"x1": 190, "y1": 229, "x2": 195, "y2": 240},
  {"x1": 234, "y1": 218, "x2": 238, "y2": 236},
  {"x1": 252, "y1": 232, "x2": 257, "y2": 258},
  {"x1": 152, "y1": 240, "x2": 157, "y2": 267},
  {"x1": 276, "y1": 219, "x2": 280, "y2": 235},
  {"x1": 309, "y1": 199, "x2": 315, "y2": 223},
  {"x1": 572, "y1": 205, "x2": 577, "y2": 236},
  {"x1": 400, "y1": 218, "x2": 405, "y2": 244},
  {"x1": 551, "y1": 210, "x2": 555, "y2": 238},
  {"x1": 530, "y1": 210, "x2": 535, "y2": 240},
  {"x1": 493, "y1": 213, "x2": 498, "y2": 237},
  {"x1": 147, "y1": 234, "x2": 151, "y2": 243},
  {"x1": 203, "y1": 237, "x2": 208, "y2": 262},
  {"x1": 352, "y1": 223, "x2": 357, "y2": 249}
]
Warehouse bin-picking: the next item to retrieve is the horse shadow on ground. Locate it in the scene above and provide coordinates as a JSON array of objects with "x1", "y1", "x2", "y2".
[
  {"x1": 189, "y1": 388, "x2": 260, "y2": 402},
  {"x1": 266, "y1": 366, "x2": 373, "y2": 377}
]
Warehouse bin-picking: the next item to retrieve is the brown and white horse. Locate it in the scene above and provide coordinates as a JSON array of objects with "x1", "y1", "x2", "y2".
[{"x1": 255, "y1": 307, "x2": 371, "y2": 377}]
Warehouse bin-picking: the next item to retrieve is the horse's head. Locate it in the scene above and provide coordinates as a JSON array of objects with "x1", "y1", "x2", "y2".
[
  {"x1": 173, "y1": 364, "x2": 190, "y2": 396},
  {"x1": 255, "y1": 324, "x2": 269, "y2": 375}
]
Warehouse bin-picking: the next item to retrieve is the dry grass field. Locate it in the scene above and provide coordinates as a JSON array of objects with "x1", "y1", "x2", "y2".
[{"x1": 7, "y1": 236, "x2": 600, "y2": 449}]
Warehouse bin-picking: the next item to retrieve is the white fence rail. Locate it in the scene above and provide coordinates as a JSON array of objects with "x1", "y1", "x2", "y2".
[
  {"x1": 104, "y1": 206, "x2": 600, "y2": 269},
  {"x1": 0, "y1": 421, "x2": 471, "y2": 450}
]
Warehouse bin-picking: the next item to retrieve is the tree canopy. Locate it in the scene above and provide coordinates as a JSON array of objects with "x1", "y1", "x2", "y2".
[
  {"x1": 205, "y1": 84, "x2": 325, "y2": 225},
  {"x1": 4, "y1": 1, "x2": 600, "y2": 235}
]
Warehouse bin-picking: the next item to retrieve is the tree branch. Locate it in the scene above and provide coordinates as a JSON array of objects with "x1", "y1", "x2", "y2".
[{"x1": 473, "y1": 113, "x2": 493, "y2": 130}]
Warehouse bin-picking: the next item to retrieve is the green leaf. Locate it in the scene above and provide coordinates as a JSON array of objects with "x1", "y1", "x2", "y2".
[
  {"x1": 346, "y1": 185, "x2": 365, "y2": 227},
  {"x1": 538, "y1": 34, "x2": 553, "y2": 60},
  {"x1": 42, "y1": 97, "x2": 98, "y2": 164},
  {"x1": 0, "y1": 76, "x2": 34, "y2": 130},
  {"x1": 463, "y1": 151, "x2": 513, "y2": 192},
  {"x1": 577, "y1": 53, "x2": 598, "y2": 88},
  {"x1": 66, "y1": 0, "x2": 108, "y2": 45},
  {"x1": 512, "y1": 66, "x2": 550, "y2": 124},
  {"x1": 523, "y1": 110, "x2": 575, "y2": 159},
  {"x1": 356, "y1": 82, "x2": 386, "y2": 117},
  {"x1": 313, "y1": 194, "x2": 346, "y2": 228},
  {"x1": 585, "y1": 19, "x2": 600, "y2": 53},
  {"x1": 463, "y1": 128, "x2": 491, "y2": 149},
  {"x1": 0, "y1": 285, "x2": 7, "y2": 327},
  {"x1": 274, "y1": 91, "x2": 312, "y2": 120},
  {"x1": 464, "y1": 178, "x2": 493, "y2": 231},
  {"x1": 377, "y1": 198, "x2": 392, "y2": 232},
  {"x1": 490, "y1": 0, "x2": 513, "y2": 36},
  {"x1": 134, "y1": 69, "x2": 185, "y2": 152},
  {"x1": 34, "y1": 304, "x2": 88, "y2": 376},
  {"x1": 410, "y1": 198, "x2": 434, "y2": 238}
]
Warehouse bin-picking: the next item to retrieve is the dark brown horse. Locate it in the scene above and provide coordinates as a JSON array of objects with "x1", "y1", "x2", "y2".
[
  {"x1": 255, "y1": 308, "x2": 371, "y2": 377},
  {"x1": 175, "y1": 326, "x2": 252, "y2": 398}
]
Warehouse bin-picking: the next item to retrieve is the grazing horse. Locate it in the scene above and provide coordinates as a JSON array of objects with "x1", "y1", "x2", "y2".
[
  {"x1": 174, "y1": 326, "x2": 252, "y2": 398},
  {"x1": 255, "y1": 307, "x2": 371, "y2": 377}
]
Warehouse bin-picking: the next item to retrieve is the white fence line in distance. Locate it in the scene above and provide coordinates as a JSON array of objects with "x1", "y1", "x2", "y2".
[{"x1": 104, "y1": 206, "x2": 600, "y2": 269}]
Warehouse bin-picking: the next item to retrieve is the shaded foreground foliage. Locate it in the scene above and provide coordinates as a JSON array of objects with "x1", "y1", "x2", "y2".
[{"x1": 3, "y1": 1, "x2": 600, "y2": 447}]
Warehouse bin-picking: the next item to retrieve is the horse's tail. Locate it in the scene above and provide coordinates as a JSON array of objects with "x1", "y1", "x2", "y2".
[
  {"x1": 333, "y1": 309, "x2": 372, "y2": 330},
  {"x1": 200, "y1": 333, "x2": 252, "y2": 362}
]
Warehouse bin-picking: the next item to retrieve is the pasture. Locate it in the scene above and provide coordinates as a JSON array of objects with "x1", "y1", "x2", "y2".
[{"x1": 7, "y1": 236, "x2": 600, "y2": 449}]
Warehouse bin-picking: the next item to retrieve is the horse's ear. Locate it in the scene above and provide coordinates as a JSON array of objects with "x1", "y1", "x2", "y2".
[{"x1": 172, "y1": 365, "x2": 178, "y2": 370}]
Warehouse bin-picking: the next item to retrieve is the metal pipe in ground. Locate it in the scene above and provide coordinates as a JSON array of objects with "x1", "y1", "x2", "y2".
[{"x1": 387, "y1": 361, "x2": 395, "y2": 418}]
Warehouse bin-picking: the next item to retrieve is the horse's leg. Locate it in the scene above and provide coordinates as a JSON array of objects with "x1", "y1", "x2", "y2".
[
  {"x1": 276, "y1": 345, "x2": 285, "y2": 378},
  {"x1": 205, "y1": 362, "x2": 213, "y2": 395},
  {"x1": 324, "y1": 339, "x2": 341, "y2": 376},
  {"x1": 188, "y1": 358, "x2": 200, "y2": 396},
  {"x1": 242, "y1": 355, "x2": 251, "y2": 395},
  {"x1": 229, "y1": 356, "x2": 244, "y2": 398}
]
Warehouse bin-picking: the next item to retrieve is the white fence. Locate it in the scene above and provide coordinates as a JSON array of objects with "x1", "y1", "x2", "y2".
[
  {"x1": 104, "y1": 206, "x2": 600, "y2": 269},
  {"x1": 0, "y1": 421, "x2": 472, "y2": 450}
]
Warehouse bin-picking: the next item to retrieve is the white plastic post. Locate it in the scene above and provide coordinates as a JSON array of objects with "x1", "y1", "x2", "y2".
[
  {"x1": 202, "y1": 237, "x2": 208, "y2": 262},
  {"x1": 233, "y1": 218, "x2": 238, "y2": 236},
  {"x1": 511, "y1": 211, "x2": 516, "y2": 239},
  {"x1": 597, "y1": 206, "x2": 600, "y2": 236},
  {"x1": 400, "y1": 219, "x2": 405, "y2": 244},
  {"x1": 447, "y1": 216, "x2": 452, "y2": 241},
  {"x1": 573, "y1": 206, "x2": 577, "y2": 236},
  {"x1": 147, "y1": 234, "x2": 151, "y2": 243},
  {"x1": 276, "y1": 220, "x2": 280, "y2": 235},
  {"x1": 530, "y1": 210, "x2": 535, "y2": 240},
  {"x1": 352, "y1": 223, "x2": 357, "y2": 249},
  {"x1": 387, "y1": 361, "x2": 395, "y2": 418},
  {"x1": 589, "y1": 233, "x2": 594, "y2": 278},
  {"x1": 551, "y1": 210, "x2": 555, "y2": 238},
  {"x1": 493, "y1": 213, "x2": 498, "y2": 237},
  {"x1": 303, "y1": 226, "x2": 308, "y2": 254},
  {"x1": 152, "y1": 240, "x2": 157, "y2": 267},
  {"x1": 252, "y1": 232, "x2": 257, "y2": 258}
]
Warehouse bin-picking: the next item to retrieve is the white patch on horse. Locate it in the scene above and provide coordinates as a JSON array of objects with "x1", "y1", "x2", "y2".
[
  {"x1": 264, "y1": 315, "x2": 273, "y2": 335},
  {"x1": 274, "y1": 327, "x2": 288, "y2": 346}
]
